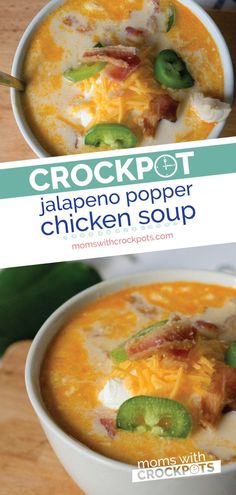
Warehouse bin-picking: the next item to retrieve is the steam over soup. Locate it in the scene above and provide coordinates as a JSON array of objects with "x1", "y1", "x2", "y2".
[
  {"x1": 41, "y1": 281, "x2": 236, "y2": 465},
  {"x1": 22, "y1": 0, "x2": 231, "y2": 156}
]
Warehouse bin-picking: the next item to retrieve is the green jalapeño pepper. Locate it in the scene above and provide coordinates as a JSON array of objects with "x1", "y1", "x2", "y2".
[
  {"x1": 64, "y1": 43, "x2": 106, "y2": 82},
  {"x1": 117, "y1": 396, "x2": 192, "y2": 438},
  {"x1": 166, "y1": 4, "x2": 176, "y2": 32},
  {"x1": 84, "y1": 123, "x2": 138, "y2": 149},
  {"x1": 64, "y1": 61, "x2": 106, "y2": 82},
  {"x1": 154, "y1": 49, "x2": 194, "y2": 89},
  {"x1": 225, "y1": 341, "x2": 236, "y2": 368}
]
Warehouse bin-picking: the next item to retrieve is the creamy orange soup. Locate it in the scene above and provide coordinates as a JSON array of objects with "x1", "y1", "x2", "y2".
[
  {"x1": 22, "y1": 0, "x2": 228, "y2": 156},
  {"x1": 41, "y1": 281, "x2": 236, "y2": 465}
]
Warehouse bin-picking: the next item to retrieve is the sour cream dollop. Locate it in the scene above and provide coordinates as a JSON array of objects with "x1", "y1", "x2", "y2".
[
  {"x1": 190, "y1": 92, "x2": 231, "y2": 123},
  {"x1": 98, "y1": 378, "x2": 131, "y2": 410}
]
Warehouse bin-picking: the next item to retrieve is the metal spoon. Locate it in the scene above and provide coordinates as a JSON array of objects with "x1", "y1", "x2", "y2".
[{"x1": 0, "y1": 70, "x2": 25, "y2": 91}]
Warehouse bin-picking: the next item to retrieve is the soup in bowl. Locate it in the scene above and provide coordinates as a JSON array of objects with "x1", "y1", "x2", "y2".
[
  {"x1": 12, "y1": 0, "x2": 233, "y2": 157},
  {"x1": 25, "y1": 270, "x2": 236, "y2": 495}
]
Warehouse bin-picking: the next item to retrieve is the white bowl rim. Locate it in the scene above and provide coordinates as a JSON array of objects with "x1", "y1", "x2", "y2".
[
  {"x1": 11, "y1": 0, "x2": 234, "y2": 158},
  {"x1": 25, "y1": 268, "x2": 236, "y2": 475}
]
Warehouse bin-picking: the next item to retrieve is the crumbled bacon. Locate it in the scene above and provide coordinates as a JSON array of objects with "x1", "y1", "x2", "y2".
[
  {"x1": 221, "y1": 310, "x2": 236, "y2": 341},
  {"x1": 147, "y1": 15, "x2": 157, "y2": 33},
  {"x1": 104, "y1": 64, "x2": 136, "y2": 82},
  {"x1": 201, "y1": 365, "x2": 236, "y2": 425},
  {"x1": 82, "y1": 45, "x2": 139, "y2": 67},
  {"x1": 125, "y1": 26, "x2": 144, "y2": 37},
  {"x1": 194, "y1": 320, "x2": 220, "y2": 339},
  {"x1": 63, "y1": 16, "x2": 73, "y2": 26},
  {"x1": 82, "y1": 45, "x2": 141, "y2": 81},
  {"x1": 108, "y1": 88, "x2": 125, "y2": 98},
  {"x1": 77, "y1": 26, "x2": 92, "y2": 33},
  {"x1": 127, "y1": 316, "x2": 197, "y2": 361},
  {"x1": 228, "y1": 401, "x2": 236, "y2": 411},
  {"x1": 224, "y1": 366, "x2": 236, "y2": 403},
  {"x1": 147, "y1": 0, "x2": 161, "y2": 33},
  {"x1": 63, "y1": 15, "x2": 91, "y2": 32},
  {"x1": 201, "y1": 370, "x2": 225, "y2": 425},
  {"x1": 128, "y1": 293, "x2": 161, "y2": 319},
  {"x1": 75, "y1": 134, "x2": 83, "y2": 150},
  {"x1": 100, "y1": 418, "x2": 116, "y2": 438},
  {"x1": 143, "y1": 95, "x2": 179, "y2": 137},
  {"x1": 224, "y1": 314, "x2": 236, "y2": 328},
  {"x1": 167, "y1": 348, "x2": 190, "y2": 359},
  {"x1": 151, "y1": 0, "x2": 160, "y2": 13}
]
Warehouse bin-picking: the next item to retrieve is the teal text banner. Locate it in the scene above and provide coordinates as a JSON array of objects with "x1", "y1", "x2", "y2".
[{"x1": 0, "y1": 140, "x2": 236, "y2": 199}]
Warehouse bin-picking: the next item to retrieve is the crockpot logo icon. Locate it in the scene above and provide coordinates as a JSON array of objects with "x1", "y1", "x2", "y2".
[
  {"x1": 132, "y1": 459, "x2": 222, "y2": 483},
  {"x1": 154, "y1": 154, "x2": 178, "y2": 178}
]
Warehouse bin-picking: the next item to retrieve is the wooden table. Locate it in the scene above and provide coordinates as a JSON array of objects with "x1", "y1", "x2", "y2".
[
  {"x1": 0, "y1": 1, "x2": 235, "y2": 163},
  {"x1": 0, "y1": 341, "x2": 84, "y2": 494}
]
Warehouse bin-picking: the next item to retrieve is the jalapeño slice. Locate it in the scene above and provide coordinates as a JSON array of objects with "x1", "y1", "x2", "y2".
[
  {"x1": 64, "y1": 42, "x2": 106, "y2": 82},
  {"x1": 225, "y1": 341, "x2": 236, "y2": 368},
  {"x1": 117, "y1": 396, "x2": 192, "y2": 438},
  {"x1": 84, "y1": 123, "x2": 138, "y2": 149},
  {"x1": 166, "y1": 4, "x2": 176, "y2": 32},
  {"x1": 154, "y1": 49, "x2": 194, "y2": 89}
]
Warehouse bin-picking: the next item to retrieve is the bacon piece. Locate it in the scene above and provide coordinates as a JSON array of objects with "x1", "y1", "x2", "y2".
[
  {"x1": 82, "y1": 45, "x2": 141, "y2": 81},
  {"x1": 224, "y1": 314, "x2": 236, "y2": 329},
  {"x1": 143, "y1": 95, "x2": 179, "y2": 137},
  {"x1": 151, "y1": 0, "x2": 161, "y2": 13},
  {"x1": 76, "y1": 26, "x2": 91, "y2": 33},
  {"x1": 223, "y1": 314, "x2": 236, "y2": 342},
  {"x1": 81, "y1": 45, "x2": 141, "y2": 82},
  {"x1": 194, "y1": 320, "x2": 219, "y2": 339},
  {"x1": 75, "y1": 134, "x2": 82, "y2": 150},
  {"x1": 100, "y1": 418, "x2": 116, "y2": 438},
  {"x1": 128, "y1": 293, "x2": 161, "y2": 319},
  {"x1": 82, "y1": 45, "x2": 139, "y2": 68},
  {"x1": 224, "y1": 366, "x2": 236, "y2": 402},
  {"x1": 147, "y1": 0, "x2": 161, "y2": 33},
  {"x1": 228, "y1": 401, "x2": 236, "y2": 411},
  {"x1": 167, "y1": 348, "x2": 190, "y2": 359},
  {"x1": 63, "y1": 16, "x2": 73, "y2": 26},
  {"x1": 125, "y1": 26, "x2": 144, "y2": 37},
  {"x1": 201, "y1": 365, "x2": 236, "y2": 425},
  {"x1": 127, "y1": 316, "x2": 197, "y2": 361},
  {"x1": 63, "y1": 15, "x2": 91, "y2": 32},
  {"x1": 147, "y1": 15, "x2": 157, "y2": 33},
  {"x1": 103, "y1": 64, "x2": 136, "y2": 82},
  {"x1": 201, "y1": 370, "x2": 225, "y2": 426}
]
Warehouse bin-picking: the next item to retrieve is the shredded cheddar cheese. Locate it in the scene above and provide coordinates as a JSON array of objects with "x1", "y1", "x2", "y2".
[
  {"x1": 70, "y1": 48, "x2": 163, "y2": 134},
  {"x1": 111, "y1": 354, "x2": 215, "y2": 402}
]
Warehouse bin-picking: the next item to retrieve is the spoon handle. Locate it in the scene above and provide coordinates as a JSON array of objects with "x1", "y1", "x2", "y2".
[{"x1": 0, "y1": 71, "x2": 25, "y2": 91}]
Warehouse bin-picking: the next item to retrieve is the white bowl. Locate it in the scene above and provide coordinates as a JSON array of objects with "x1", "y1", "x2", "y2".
[
  {"x1": 25, "y1": 269, "x2": 236, "y2": 495},
  {"x1": 11, "y1": 0, "x2": 234, "y2": 158}
]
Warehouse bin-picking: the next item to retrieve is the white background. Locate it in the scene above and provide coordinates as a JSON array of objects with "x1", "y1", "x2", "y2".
[{"x1": 0, "y1": 172, "x2": 235, "y2": 268}]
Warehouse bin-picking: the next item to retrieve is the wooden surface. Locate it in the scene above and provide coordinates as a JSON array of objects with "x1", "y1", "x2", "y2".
[
  {"x1": 0, "y1": 2, "x2": 236, "y2": 163},
  {"x1": 0, "y1": 341, "x2": 84, "y2": 495}
]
